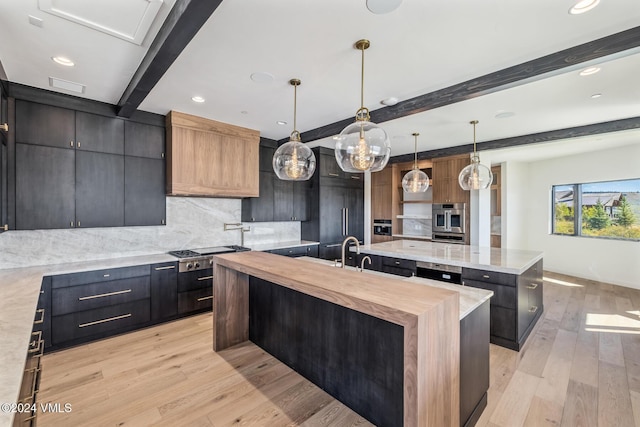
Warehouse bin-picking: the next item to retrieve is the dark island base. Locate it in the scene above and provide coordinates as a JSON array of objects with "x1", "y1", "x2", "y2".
[
  {"x1": 490, "y1": 307, "x2": 544, "y2": 352},
  {"x1": 248, "y1": 276, "x2": 404, "y2": 427}
]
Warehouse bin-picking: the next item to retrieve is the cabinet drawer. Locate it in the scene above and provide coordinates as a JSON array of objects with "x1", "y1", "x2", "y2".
[
  {"x1": 178, "y1": 270, "x2": 213, "y2": 293},
  {"x1": 52, "y1": 300, "x2": 150, "y2": 345},
  {"x1": 52, "y1": 276, "x2": 150, "y2": 316},
  {"x1": 461, "y1": 268, "x2": 516, "y2": 287},
  {"x1": 382, "y1": 256, "x2": 416, "y2": 271},
  {"x1": 178, "y1": 288, "x2": 213, "y2": 314},
  {"x1": 463, "y1": 279, "x2": 516, "y2": 309},
  {"x1": 52, "y1": 265, "x2": 150, "y2": 288},
  {"x1": 270, "y1": 246, "x2": 308, "y2": 257},
  {"x1": 381, "y1": 265, "x2": 415, "y2": 277},
  {"x1": 490, "y1": 306, "x2": 516, "y2": 341}
]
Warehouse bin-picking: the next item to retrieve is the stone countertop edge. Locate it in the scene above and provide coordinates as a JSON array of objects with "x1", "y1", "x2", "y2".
[
  {"x1": 247, "y1": 240, "x2": 320, "y2": 252},
  {"x1": 296, "y1": 257, "x2": 492, "y2": 320},
  {"x1": 352, "y1": 240, "x2": 543, "y2": 275},
  {"x1": 0, "y1": 253, "x2": 176, "y2": 427}
]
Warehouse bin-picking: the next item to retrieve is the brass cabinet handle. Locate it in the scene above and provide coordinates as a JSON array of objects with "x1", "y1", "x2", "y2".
[
  {"x1": 103, "y1": 274, "x2": 110, "y2": 277},
  {"x1": 77, "y1": 220, "x2": 81, "y2": 227},
  {"x1": 482, "y1": 274, "x2": 490, "y2": 279},
  {"x1": 70, "y1": 140, "x2": 74, "y2": 147},
  {"x1": 529, "y1": 306, "x2": 538, "y2": 313},
  {"x1": 395, "y1": 261, "x2": 400, "y2": 265},
  {"x1": 328, "y1": 173, "x2": 339, "y2": 177},
  {"x1": 154, "y1": 265, "x2": 175, "y2": 271},
  {"x1": 197, "y1": 276, "x2": 214, "y2": 281},
  {"x1": 197, "y1": 295, "x2": 213, "y2": 302},
  {"x1": 79, "y1": 313, "x2": 131, "y2": 328},
  {"x1": 79, "y1": 289, "x2": 131, "y2": 301},
  {"x1": 0, "y1": 123, "x2": 8, "y2": 132},
  {"x1": 351, "y1": 175, "x2": 361, "y2": 180},
  {"x1": 527, "y1": 283, "x2": 538, "y2": 290},
  {"x1": 34, "y1": 308, "x2": 45, "y2": 324},
  {"x1": 2, "y1": 224, "x2": 7, "y2": 231},
  {"x1": 28, "y1": 331, "x2": 43, "y2": 354}
]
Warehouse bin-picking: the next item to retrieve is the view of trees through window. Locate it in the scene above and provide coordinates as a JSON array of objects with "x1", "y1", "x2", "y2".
[{"x1": 552, "y1": 178, "x2": 640, "y2": 240}]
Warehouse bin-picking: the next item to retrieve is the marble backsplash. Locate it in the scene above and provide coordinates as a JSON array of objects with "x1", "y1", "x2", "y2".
[{"x1": 0, "y1": 197, "x2": 301, "y2": 269}]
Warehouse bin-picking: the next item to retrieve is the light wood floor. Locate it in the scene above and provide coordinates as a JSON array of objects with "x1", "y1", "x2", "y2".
[{"x1": 37, "y1": 272, "x2": 640, "y2": 427}]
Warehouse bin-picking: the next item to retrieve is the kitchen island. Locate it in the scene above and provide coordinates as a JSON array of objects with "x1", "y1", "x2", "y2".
[
  {"x1": 355, "y1": 240, "x2": 544, "y2": 350},
  {"x1": 212, "y1": 251, "x2": 490, "y2": 427}
]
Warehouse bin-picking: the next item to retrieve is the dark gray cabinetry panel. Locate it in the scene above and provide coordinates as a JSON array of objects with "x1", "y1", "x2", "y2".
[
  {"x1": 124, "y1": 121, "x2": 165, "y2": 159},
  {"x1": 124, "y1": 156, "x2": 166, "y2": 226},
  {"x1": 16, "y1": 143, "x2": 75, "y2": 229},
  {"x1": 150, "y1": 262, "x2": 178, "y2": 321},
  {"x1": 0, "y1": 82, "x2": 6, "y2": 232},
  {"x1": 177, "y1": 269, "x2": 213, "y2": 315},
  {"x1": 272, "y1": 177, "x2": 293, "y2": 220},
  {"x1": 75, "y1": 111, "x2": 124, "y2": 154},
  {"x1": 76, "y1": 151, "x2": 124, "y2": 227},
  {"x1": 242, "y1": 170, "x2": 274, "y2": 222},
  {"x1": 268, "y1": 244, "x2": 319, "y2": 258},
  {"x1": 15, "y1": 101, "x2": 75, "y2": 148}
]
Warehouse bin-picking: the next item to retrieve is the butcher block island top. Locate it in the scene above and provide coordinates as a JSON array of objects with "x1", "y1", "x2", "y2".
[{"x1": 212, "y1": 251, "x2": 461, "y2": 427}]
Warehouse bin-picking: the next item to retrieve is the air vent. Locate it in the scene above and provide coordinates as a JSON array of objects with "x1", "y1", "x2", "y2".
[{"x1": 49, "y1": 77, "x2": 85, "y2": 94}]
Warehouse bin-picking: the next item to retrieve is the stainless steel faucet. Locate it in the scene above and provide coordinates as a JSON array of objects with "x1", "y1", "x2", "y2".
[
  {"x1": 224, "y1": 223, "x2": 251, "y2": 246},
  {"x1": 341, "y1": 236, "x2": 360, "y2": 269}
]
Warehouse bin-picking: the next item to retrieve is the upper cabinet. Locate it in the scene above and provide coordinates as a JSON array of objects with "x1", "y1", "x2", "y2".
[
  {"x1": 166, "y1": 111, "x2": 259, "y2": 198},
  {"x1": 432, "y1": 155, "x2": 470, "y2": 204}
]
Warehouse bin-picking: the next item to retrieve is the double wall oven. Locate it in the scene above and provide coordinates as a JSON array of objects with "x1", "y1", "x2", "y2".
[
  {"x1": 432, "y1": 203, "x2": 466, "y2": 244},
  {"x1": 168, "y1": 245, "x2": 250, "y2": 314}
]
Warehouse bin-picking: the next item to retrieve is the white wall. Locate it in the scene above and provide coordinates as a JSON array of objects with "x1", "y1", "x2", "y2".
[
  {"x1": 0, "y1": 197, "x2": 300, "y2": 269},
  {"x1": 520, "y1": 143, "x2": 640, "y2": 290}
]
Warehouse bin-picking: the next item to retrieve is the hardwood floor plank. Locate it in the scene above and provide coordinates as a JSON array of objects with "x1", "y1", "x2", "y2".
[
  {"x1": 631, "y1": 390, "x2": 640, "y2": 427},
  {"x1": 622, "y1": 333, "x2": 640, "y2": 364},
  {"x1": 560, "y1": 379, "x2": 598, "y2": 427},
  {"x1": 522, "y1": 396, "x2": 563, "y2": 427},
  {"x1": 518, "y1": 319, "x2": 560, "y2": 377},
  {"x1": 300, "y1": 400, "x2": 372, "y2": 427},
  {"x1": 535, "y1": 329, "x2": 578, "y2": 405},
  {"x1": 489, "y1": 370, "x2": 541, "y2": 427},
  {"x1": 560, "y1": 294, "x2": 584, "y2": 332},
  {"x1": 569, "y1": 324, "x2": 599, "y2": 388},
  {"x1": 599, "y1": 332, "x2": 625, "y2": 367},
  {"x1": 625, "y1": 356, "x2": 640, "y2": 394},
  {"x1": 598, "y1": 361, "x2": 635, "y2": 427}
]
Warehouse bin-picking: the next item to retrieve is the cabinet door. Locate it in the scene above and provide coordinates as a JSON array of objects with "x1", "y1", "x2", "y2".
[
  {"x1": 124, "y1": 156, "x2": 166, "y2": 226},
  {"x1": 319, "y1": 152, "x2": 344, "y2": 179},
  {"x1": 15, "y1": 101, "x2": 75, "y2": 148},
  {"x1": 273, "y1": 178, "x2": 293, "y2": 221},
  {"x1": 150, "y1": 262, "x2": 178, "y2": 321},
  {"x1": 346, "y1": 185, "x2": 364, "y2": 240},
  {"x1": 124, "y1": 121, "x2": 164, "y2": 159},
  {"x1": 16, "y1": 143, "x2": 75, "y2": 229},
  {"x1": 319, "y1": 185, "x2": 345, "y2": 242},
  {"x1": 75, "y1": 151, "x2": 124, "y2": 227},
  {"x1": 242, "y1": 171, "x2": 274, "y2": 222},
  {"x1": 259, "y1": 145, "x2": 276, "y2": 172},
  {"x1": 75, "y1": 112, "x2": 124, "y2": 155},
  {"x1": 292, "y1": 180, "x2": 309, "y2": 221}
]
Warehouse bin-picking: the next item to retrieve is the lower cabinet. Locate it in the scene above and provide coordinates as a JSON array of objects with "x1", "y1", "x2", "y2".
[
  {"x1": 268, "y1": 244, "x2": 319, "y2": 258},
  {"x1": 150, "y1": 262, "x2": 178, "y2": 321},
  {"x1": 177, "y1": 269, "x2": 213, "y2": 315},
  {"x1": 357, "y1": 254, "x2": 416, "y2": 277}
]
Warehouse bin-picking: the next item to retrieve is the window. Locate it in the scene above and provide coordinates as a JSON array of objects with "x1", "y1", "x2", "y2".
[{"x1": 552, "y1": 178, "x2": 640, "y2": 241}]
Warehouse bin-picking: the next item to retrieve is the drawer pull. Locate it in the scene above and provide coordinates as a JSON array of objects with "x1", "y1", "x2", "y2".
[
  {"x1": 482, "y1": 274, "x2": 490, "y2": 279},
  {"x1": 527, "y1": 283, "x2": 538, "y2": 290},
  {"x1": 28, "y1": 331, "x2": 43, "y2": 354},
  {"x1": 395, "y1": 261, "x2": 400, "y2": 265},
  {"x1": 34, "y1": 308, "x2": 45, "y2": 324},
  {"x1": 328, "y1": 173, "x2": 340, "y2": 177},
  {"x1": 103, "y1": 274, "x2": 110, "y2": 278},
  {"x1": 154, "y1": 265, "x2": 176, "y2": 271},
  {"x1": 197, "y1": 295, "x2": 214, "y2": 302},
  {"x1": 197, "y1": 276, "x2": 214, "y2": 281},
  {"x1": 79, "y1": 313, "x2": 131, "y2": 328},
  {"x1": 529, "y1": 306, "x2": 538, "y2": 313},
  {"x1": 78, "y1": 289, "x2": 132, "y2": 301}
]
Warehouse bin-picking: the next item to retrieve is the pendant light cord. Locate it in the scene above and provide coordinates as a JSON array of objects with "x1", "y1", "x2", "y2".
[
  {"x1": 293, "y1": 82, "x2": 297, "y2": 133},
  {"x1": 413, "y1": 134, "x2": 418, "y2": 169},
  {"x1": 360, "y1": 45, "x2": 365, "y2": 110}
]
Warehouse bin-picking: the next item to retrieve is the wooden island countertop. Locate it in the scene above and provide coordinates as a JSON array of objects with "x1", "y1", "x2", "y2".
[{"x1": 212, "y1": 251, "x2": 460, "y2": 427}]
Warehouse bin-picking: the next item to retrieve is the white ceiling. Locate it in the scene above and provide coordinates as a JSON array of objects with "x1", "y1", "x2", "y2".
[{"x1": 1, "y1": 0, "x2": 639, "y2": 162}]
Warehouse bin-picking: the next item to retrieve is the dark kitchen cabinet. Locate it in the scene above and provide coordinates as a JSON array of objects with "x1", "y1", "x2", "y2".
[
  {"x1": 177, "y1": 269, "x2": 213, "y2": 315},
  {"x1": 273, "y1": 178, "x2": 294, "y2": 220},
  {"x1": 0, "y1": 81, "x2": 7, "y2": 233},
  {"x1": 150, "y1": 262, "x2": 178, "y2": 321},
  {"x1": 242, "y1": 170, "x2": 275, "y2": 222},
  {"x1": 124, "y1": 121, "x2": 165, "y2": 159},
  {"x1": 15, "y1": 100, "x2": 75, "y2": 149},
  {"x1": 124, "y1": 156, "x2": 166, "y2": 226},
  {"x1": 75, "y1": 151, "x2": 125, "y2": 228},
  {"x1": 76, "y1": 111, "x2": 124, "y2": 154},
  {"x1": 268, "y1": 244, "x2": 319, "y2": 258},
  {"x1": 16, "y1": 143, "x2": 75, "y2": 229}
]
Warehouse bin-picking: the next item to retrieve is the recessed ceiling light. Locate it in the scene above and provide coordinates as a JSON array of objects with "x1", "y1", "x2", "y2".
[
  {"x1": 250, "y1": 72, "x2": 274, "y2": 83},
  {"x1": 591, "y1": 93, "x2": 602, "y2": 98},
  {"x1": 366, "y1": 0, "x2": 402, "y2": 14},
  {"x1": 191, "y1": 96, "x2": 205, "y2": 103},
  {"x1": 52, "y1": 56, "x2": 74, "y2": 67},
  {"x1": 381, "y1": 97, "x2": 398, "y2": 106},
  {"x1": 495, "y1": 111, "x2": 515, "y2": 119},
  {"x1": 579, "y1": 66, "x2": 600, "y2": 76},
  {"x1": 276, "y1": 120, "x2": 287, "y2": 126},
  {"x1": 569, "y1": 0, "x2": 600, "y2": 15}
]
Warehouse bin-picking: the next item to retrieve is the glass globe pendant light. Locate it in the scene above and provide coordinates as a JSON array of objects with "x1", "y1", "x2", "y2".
[
  {"x1": 334, "y1": 39, "x2": 391, "y2": 173},
  {"x1": 272, "y1": 79, "x2": 316, "y2": 180},
  {"x1": 458, "y1": 120, "x2": 493, "y2": 190},
  {"x1": 402, "y1": 132, "x2": 430, "y2": 193}
]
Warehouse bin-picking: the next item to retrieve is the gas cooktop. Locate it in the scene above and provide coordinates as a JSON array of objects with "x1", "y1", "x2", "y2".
[{"x1": 168, "y1": 245, "x2": 251, "y2": 259}]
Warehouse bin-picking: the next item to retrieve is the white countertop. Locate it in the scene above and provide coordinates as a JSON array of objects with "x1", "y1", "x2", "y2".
[
  {"x1": 247, "y1": 240, "x2": 319, "y2": 252},
  {"x1": 297, "y1": 257, "x2": 492, "y2": 320},
  {"x1": 0, "y1": 253, "x2": 175, "y2": 427},
  {"x1": 355, "y1": 240, "x2": 543, "y2": 275}
]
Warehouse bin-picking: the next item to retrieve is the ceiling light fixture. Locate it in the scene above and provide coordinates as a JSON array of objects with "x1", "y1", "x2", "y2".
[
  {"x1": 591, "y1": 93, "x2": 602, "y2": 98},
  {"x1": 569, "y1": 0, "x2": 600, "y2": 14},
  {"x1": 401, "y1": 133, "x2": 429, "y2": 193},
  {"x1": 579, "y1": 66, "x2": 601, "y2": 76},
  {"x1": 272, "y1": 79, "x2": 316, "y2": 181},
  {"x1": 52, "y1": 56, "x2": 74, "y2": 67},
  {"x1": 191, "y1": 96, "x2": 205, "y2": 103},
  {"x1": 458, "y1": 120, "x2": 493, "y2": 191},
  {"x1": 276, "y1": 120, "x2": 287, "y2": 125},
  {"x1": 366, "y1": 0, "x2": 402, "y2": 14},
  {"x1": 334, "y1": 39, "x2": 390, "y2": 173}
]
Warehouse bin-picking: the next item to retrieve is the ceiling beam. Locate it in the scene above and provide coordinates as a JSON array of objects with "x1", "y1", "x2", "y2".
[
  {"x1": 294, "y1": 25, "x2": 640, "y2": 144},
  {"x1": 116, "y1": 0, "x2": 223, "y2": 118},
  {"x1": 389, "y1": 116, "x2": 640, "y2": 163}
]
